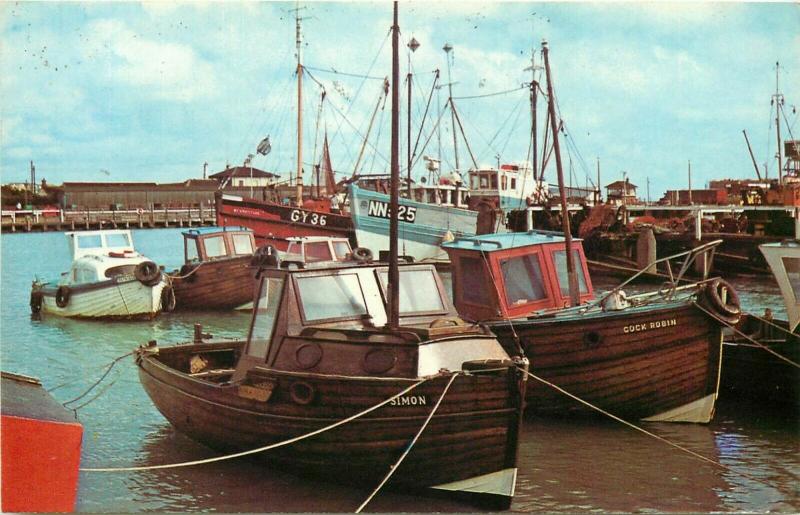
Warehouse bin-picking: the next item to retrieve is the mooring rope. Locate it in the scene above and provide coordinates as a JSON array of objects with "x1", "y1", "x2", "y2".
[
  {"x1": 355, "y1": 373, "x2": 459, "y2": 513},
  {"x1": 80, "y1": 378, "x2": 428, "y2": 472},
  {"x1": 61, "y1": 352, "x2": 134, "y2": 406},
  {"x1": 167, "y1": 262, "x2": 205, "y2": 280},
  {"x1": 520, "y1": 367, "x2": 776, "y2": 488},
  {"x1": 693, "y1": 303, "x2": 800, "y2": 369}
]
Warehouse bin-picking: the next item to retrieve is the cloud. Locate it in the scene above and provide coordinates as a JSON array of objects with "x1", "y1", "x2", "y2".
[{"x1": 84, "y1": 18, "x2": 217, "y2": 102}]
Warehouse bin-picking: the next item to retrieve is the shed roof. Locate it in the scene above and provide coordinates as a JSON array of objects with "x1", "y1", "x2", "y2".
[
  {"x1": 209, "y1": 166, "x2": 279, "y2": 179},
  {"x1": 606, "y1": 180, "x2": 638, "y2": 189}
]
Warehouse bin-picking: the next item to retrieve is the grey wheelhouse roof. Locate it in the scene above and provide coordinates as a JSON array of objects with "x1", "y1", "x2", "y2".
[{"x1": 442, "y1": 230, "x2": 581, "y2": 253}]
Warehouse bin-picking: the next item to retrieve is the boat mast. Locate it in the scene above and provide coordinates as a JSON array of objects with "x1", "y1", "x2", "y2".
[
  {"x1": 528, "y1": 48, "x2": 539, "y2": 180},
  {"x1": 542, "y1": 40, "x2": 580, "y2": 307},
  {"x1": 443, "y1": 43, "x2": 460, "y2": 173},
  {"x1": 773, "y1": 61, "x2": 784, "y2": 186},
  {"x1": 388, "y1": 1, "x2": 401, "y2": 330},
  {"x1": 295, "y1": 6, "x2": 304, "y2": 204}
]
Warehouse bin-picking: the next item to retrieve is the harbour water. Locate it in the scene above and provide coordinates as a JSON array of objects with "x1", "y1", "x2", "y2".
[{"x1": 1, "y1": 229, "x2": 797, "y2": 512}]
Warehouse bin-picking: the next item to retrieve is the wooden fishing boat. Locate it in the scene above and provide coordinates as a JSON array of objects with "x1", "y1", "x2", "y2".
[
  {"x1": 721, "y1": 241, "x2": 800, "y2": 408},
  {"x1": 137, "y1": 6, "x2": 526, "y2": 508},
  {"x1": 216, "y1": 193, "x2": 352, "y2": 251},
  {"x1": 1, "y1": 371, "x2": 83, "y2": 512},
  {"x1": 441, "y1": 40, "x2": 737, "y2": 424},
  {"x1": 443, "y1": 231, "x2": 737, "y2": 422},
  {"x1": 137, "y1": 259, "x2": 527, "y2": 506},
  {"x1": 168, "y1": 228, "x2": 259, "y2": 310},
  {"x1": 30, "y1": 229, "x2": 168, "y2": 319}
]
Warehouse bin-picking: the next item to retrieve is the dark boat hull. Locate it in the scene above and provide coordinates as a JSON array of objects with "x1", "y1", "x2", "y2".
[
  {"x1": 137, "y1": 341, "x2": 524, "y2": 505},
  {"x1": 722, "y1": 315, "x2": 800, "y2": 411},
  {"x1": 171, "y1": 256, "x2": 257, "y2": 310},
  {"x1": 490, "y1": 302, "x2": 723, "y2": 422},
  {"x1": 216, "y1": 194, "x2": 353, "y2": 251}
]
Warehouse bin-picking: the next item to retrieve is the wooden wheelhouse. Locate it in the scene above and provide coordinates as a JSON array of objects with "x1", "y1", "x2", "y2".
[
  {"x1": 169, "y1": 228, "x2": 259, "y2": 311},
  {"x1": 445, "y1": 231, "x2": 594, "y2": 321},
  {"x1": 443, "y1": 231, "x2": 731, "y2": 423}
]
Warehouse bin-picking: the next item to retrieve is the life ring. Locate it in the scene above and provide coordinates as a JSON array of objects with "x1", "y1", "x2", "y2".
[
  {"x1": 136, "y1": 208, "x2": 144, "y2": 215},
  {"x1": 250, "y1": 245, "x2": 280, "y2": 268},
  {"x1": 160, "y1": 284, "x2": 176, "y2": 312},
  {"x1": 55, "y1": 285, "x2": 71, "y2": 308},
  {"x1": 30, "y1": 290, "x2": 44, "y2": 314},
  {"x1": 134, "y1": 261, "x2": 162, "y2": 286},
  {"x1": 352, "y1": 247, "x2": 373, "y2": 263},
  {"x1": 702, "y1": 278, "x2": 741, "y2": 323}
]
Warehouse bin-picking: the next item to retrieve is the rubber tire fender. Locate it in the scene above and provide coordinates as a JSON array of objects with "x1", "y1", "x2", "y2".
[
  {"x1": 55, "y1": 285, "x2": 71, "y2": 308},
  {"x1": 30, "y1": 290, "x2": 44, "y2": 314},
  {"x1": 135, "y1": 261, "x2": 162, "y2": 286},
  {"x1": 703, "y1": 278, "x2": 741, "y2": 320},
  {"x1": 352, "y1": 247, "x2": 373, "y2": 263},
  {"x1": 160, "y1": 284, "x2": 177, "y2": 312}
]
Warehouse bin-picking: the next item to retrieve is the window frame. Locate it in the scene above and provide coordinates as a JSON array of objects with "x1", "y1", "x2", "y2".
[
  {"x1": 456, "y1": 256, "x2": 494, "y2": 309},
  {"x1": 245, "y1": 275, "x2": 285, "y2": 360},
  {"x1": 495, "y1": 248, "x2": 554, "y2": 314},
  {"x1": 293, "y1": 272, "x2": 371, "y2": 324},
  {"x1": 374, "y1": 266, "x2": 450, "y2": 317}
]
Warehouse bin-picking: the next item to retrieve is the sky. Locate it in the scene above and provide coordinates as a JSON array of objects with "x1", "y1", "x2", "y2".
[{"x1": 1, "y1": 1, "x2": 799, "y2": 201}]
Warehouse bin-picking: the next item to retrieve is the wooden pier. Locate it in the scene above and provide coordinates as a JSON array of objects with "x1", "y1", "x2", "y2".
[{"x1": 1, "y1": 207, "x2": 217, "y2": 233}]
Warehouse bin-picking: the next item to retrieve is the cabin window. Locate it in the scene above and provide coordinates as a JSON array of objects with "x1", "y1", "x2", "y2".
[
  {"x1": 782, "y1": 257, "x2": 800, "y2": 303},
  {"x1": 247, "y1": 277, "x2": 284, "y2": 359},
  {"x1": 296, "y1": 274, "x2": 368, "y2": 322},
  {"x1": 333, "y1": 241, "x2": 351, "y2": 260},
  {"x1": 378, "y1": 269, "x2": 446, "y2": 314},
  {"x1": 285, "y1": 242, "x2": 300, "y2": 255},
  {"x1": 186, "y1": 240, "x2": 199, "y2": 262},
  {"x1": 500, "y1": 255, "x2": 547, "y2": 305},
  {"x1": 204, "y1": 235, "x2": 228, "y2": 259},
  {"x1": 77, "y1": 234, "x2": 102, "y2": 249},
  {"x1": 459, "y1": 257, "x2": 491, "y2": 305},
  {"x1": 105, "y1": 233, "x2": 131, "y2": 248},
  {"x1": 501, "y1": 175, "x2": 508, "y2": 190},
  {"x1": 105, "y1": 265, "x2": 136, "y2": 278},
  {"x1": 553, "y1": 250, "x2": 589, "y2": 296},
  {"x1": 305, "y1": 242, "x2": 333, "y2": 262},
  {"x1": 490, "y1": 173, "x2": 498, "y2": 189},
  {"x1": 480, "y1": 174, "x2": 489, "y2": 189},
  {"x1": 73, "y1": 267, "x2": 97, "y2": 284},
  {"x1": 510, "y1": 178, "x2": 517, "y2": 190},
  {"x1": 232, "y1": 234, "x2": 254, "y2": 255}
]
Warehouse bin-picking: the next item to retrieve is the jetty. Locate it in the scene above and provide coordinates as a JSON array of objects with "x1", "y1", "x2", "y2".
[{"x1": 1, "y1": 207, "x2": 216, "y2": 233}]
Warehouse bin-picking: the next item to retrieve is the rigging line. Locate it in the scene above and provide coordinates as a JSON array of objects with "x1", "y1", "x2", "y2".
[
  {"x1": 780, "y1": 104, "x2": 796, "y2": 142},
  {"x1": 520, "y1": 367, "x2": 779, "y2": 489},
  {"x1": 410, "y1": 71, "x2": 440, "y2": 168},
  {"x1": 355, "y1": 373, "x2": 460, "y2": 514},
  {"x1": 695, "y1": 303, "x2": 800, "y2": 369},
  {"x1": 80, "y1": 379, "x2": 428, "y2": 472},
  {"x1": 62, "y1": 352, "x2": 134, "y2": 405},
  {"x1": 326, "y1": 92, "x2": 390, "y2": 168},
  {"x1": 478, "y1": 95, "x2": 528, "y2": 161},
  {"x1": 498, "y1": 97, "x2": 527, "y2": 158},
  {"x1": 453, "y1": 84, "x2": 528, "y2": 101},
  {"x1": 304, "y1": 65, "x2": 384, "y2": 81},
  {"x1": 409, "y1": 103, "x2": 449, "y2": 172},
  {"x1": 449, "y1": 98, "x2": 479, "y2": 169}
]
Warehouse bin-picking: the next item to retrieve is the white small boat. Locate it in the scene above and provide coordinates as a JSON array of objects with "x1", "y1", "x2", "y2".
[{"x1": 30, "y1": 230, "x2": 169, "y2": 319}]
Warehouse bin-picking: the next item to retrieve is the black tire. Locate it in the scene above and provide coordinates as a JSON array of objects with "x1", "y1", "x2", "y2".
[
  {"x1": 160, "y1": 285, "x2": 176, "y2": 312},
  {"x1": 55, "y1": 285, "x2": 71, "y2": 308},
  {"x1": 30, "y1": 290, "x2": 43, "y2": 314},
  {"x1": 135, "y1": 261, "x2": 161, "y2": 286},
  {"x1": 703, "y1": 278, "x2": 741, "y2": 322},
  {"x1": 352, "y1": 247, "x2": 374, "y2": 263}
]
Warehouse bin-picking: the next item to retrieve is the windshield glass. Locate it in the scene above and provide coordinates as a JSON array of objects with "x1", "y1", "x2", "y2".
[
  {"x1": 232, "y1": 233, "x2": 254, "y2": 255},
  {"x1": 247, "y1": 277, "x2": 284, "y2": 359},
  {"x1": 105, "y1": 233, "x2": 131, "y2": 247},
  {"x1": 77, "y1": 234, "x2": 102, "y2": 249},
  {"x1": 296, "y1": 274, "x2": 367, "y2": 322},
  {"x1": 333, "y1": 241, "x2": 351, "y2": 260},
  {"x1": 379, "y1": 268, "x2": 446, "y2": 314},
  {"x1": 553, "y1": 249, "x2": 589, "y2": 296},
  {"x1": 204, "y1": 235, "x2": 227, "y2": 258},
  {"x1": 500, "y1": 254, "x2": 547, "y2": 305}
]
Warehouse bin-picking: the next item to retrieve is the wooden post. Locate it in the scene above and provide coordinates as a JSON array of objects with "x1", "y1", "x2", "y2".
[
  {"x1": 695, "y1": 209, "x2": 703, "y2": 241},
  {"x1": 85, "y1": 209, "x2": 90, "y2": 229},
  {"x1": 794, "y1": 207, "x2": 800, "y2": 241}
]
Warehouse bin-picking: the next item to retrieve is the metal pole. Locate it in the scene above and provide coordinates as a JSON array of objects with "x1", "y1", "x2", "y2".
[
  {"x1": 742, "y1": 130, "x2": 763, "y2": 180},
  {"x1": 775, "y1": 62, "x2": 783, "y2": 186},
  {"x1": 295, "y1": 9, "x2": 304, "y2": 204},
  {"x1": 542, "y1": 40, "x2": 580, "y2": 307},
  {"x1": 407, "y1": 71, "x2": 412, "y2": 198},
  {"x1": 388, "y1": 1, "x2": 400, "y2": 330},
  {"x1": 443, "y1": 43, "x2": 459, "y2": 172},
  {"x1": 688, "y1": 160, "x2": 692, "y2": 205}
]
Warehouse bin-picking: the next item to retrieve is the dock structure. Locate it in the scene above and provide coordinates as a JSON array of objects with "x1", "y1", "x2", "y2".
[
  {"x1": 1, "y1": 207, "x2": 217, "y2": 233},
  {"x1": 622, "y1": 204, "x2": 800, "y2": 240}
]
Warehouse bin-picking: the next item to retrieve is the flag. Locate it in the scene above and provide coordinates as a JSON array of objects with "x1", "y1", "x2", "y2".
[{"x1": 256, "y1": 136, "x2": 271, "y2": 156}]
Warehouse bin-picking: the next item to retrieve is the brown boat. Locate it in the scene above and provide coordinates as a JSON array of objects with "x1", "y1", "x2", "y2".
[
  {"x1": 441, "y1": 40, "x2": 738, "y2": 423},
  {"x1": 136, "y1": 6, "x2": 527, "y2": 508},
  {"x1": 167, "y1": 228, "x2": 259, "y2": 310},
  {"x1": 137, "y1": 259, "x2": 527, "y2": 506}
]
